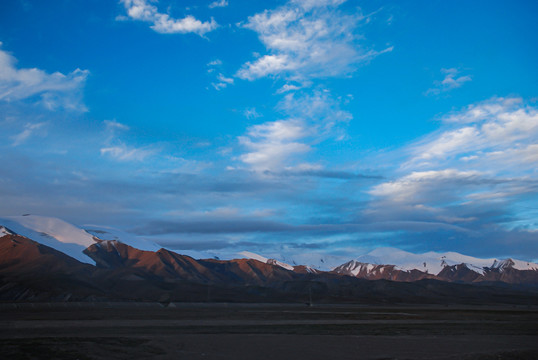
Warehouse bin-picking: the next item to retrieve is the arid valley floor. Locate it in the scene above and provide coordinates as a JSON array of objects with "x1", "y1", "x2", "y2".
[{"x1": 1, "y1": 302, "x2": 537, "y2": 360}]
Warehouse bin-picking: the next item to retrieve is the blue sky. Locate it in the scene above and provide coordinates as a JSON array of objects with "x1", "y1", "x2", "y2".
[{"x1": 0, "y1": 0, "x2": 537, "y2": 260}]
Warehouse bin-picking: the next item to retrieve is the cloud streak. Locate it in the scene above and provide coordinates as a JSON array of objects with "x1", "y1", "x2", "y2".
[
  {"x1": 237, "y1": 90, "x2": 351, "y2": 171},
  {"x1": 100, "y1": 145, "x2": 156, "y2": 162},
  {"x1": 405, "y1": 97, "x2": 538, "y2": 170},
  {"x1": 211, "y1": 73, "x2": 234, "y2": 90},
  {"x1": 364, "y1": 97, "x2": 538, "y2": 254},
  {"x1": 239, "y1": 119, "x2": 311, "y2": 171},
  {"x1": 237, "y1": 0, "x2": 392, "y2": 81},
  {"x1": 0, "y1": 45, "x2": 88, "y2": 111},
  {"x1": 11, "y1": 122, "x2": 47, "y2": 146}
]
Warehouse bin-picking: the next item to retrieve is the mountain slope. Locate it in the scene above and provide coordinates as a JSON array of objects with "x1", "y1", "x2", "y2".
[
  {"x1": 84, "y1": 225, "x2": 160, "y2": 252},
  {"x1": 0, "y1": 215, "x2": 160, "y2": 265},
  {"x1": 84, "y1": 240, "x2": 299, "y2": 286},
  {"x1": 331, "y1": 253, "x2": 538, "y2": 285},
  {"x1": 0, "y1": 234, "x2": 103, "y2": 301},
  {"x1": 0, "y1": 215, "x2": 96, "y2": 264},
  {"x1": 1, "y1": 215, "x2": 537, "y2": 288},
  {"x1": 331, "y1": 260, "x2": 437, "y2": 282},
  {"x1": 84, "y1": 240, "x2": 216, "y2": 283},
  {"x1": 0, "y1": 234, "x2": 92, "y2": 275},
  {"x1": 2, "y1": 233, "x2": 538, "y2": 304},
  {"x1": 0, "y1": 235, "x2": 297, "y2": 302},
  {"x1": 241, "y1": 248, "x2": 538, "y2": 284}
]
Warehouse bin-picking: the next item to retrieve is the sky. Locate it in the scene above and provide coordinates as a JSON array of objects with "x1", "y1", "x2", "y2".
[{"x1": 0, "y1": 0, "x2": 537, "y2": 261}]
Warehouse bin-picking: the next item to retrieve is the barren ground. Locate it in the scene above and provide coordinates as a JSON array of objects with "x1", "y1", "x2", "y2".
[{"x1": 1, "y1": 302, "x2": 537, "y2": 359}]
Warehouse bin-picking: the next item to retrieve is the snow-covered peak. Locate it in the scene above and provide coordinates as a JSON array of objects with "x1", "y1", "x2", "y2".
[
  {"x1": 0, "y1": 215, "x2": 96, "y2": 264},
  {"x1": 356, "y1": 247, "x2": 497, "y2": 275},
  {"x1": 461, "y1": 262, "x2": 487, "y2": 275},
  {"x1": 2, "y1": 215, "x2": 535, "y2": 278},
  {"x1": 336, "y1": 260, "x2": 378, "y2": 276},
  {"x1": 4, "y1": 215, "x2": 96, "y2": 247},
  {"x1": 301, "y1": 265, "x2": 317, "y2": 274},
  {"x1": 84, "y1": 225, "x2": 160, "y2": 252},
  {"x1": 0, "y1": 215, "x2": 164, "y2": 265},
  {"x1": 183, "y1": 250, "x2": 348, "y2": 271},
  {"x1": 237, "y1": 251, "x2": 294, "y2": 271},
  {"x1": 491, "y1": 258, "x2": 538, "y2": 272},
  {"x1": 271, "y1": 252, "x2": 350, "y2": 271}
]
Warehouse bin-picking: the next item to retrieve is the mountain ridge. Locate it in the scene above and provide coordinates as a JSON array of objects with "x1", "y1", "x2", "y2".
[
  {"x1": 2, "y1": 233, "x2": 538, "y2": 304},
  {"x1": 1, "y1": 215, "x2": 537, "y2": 288}
]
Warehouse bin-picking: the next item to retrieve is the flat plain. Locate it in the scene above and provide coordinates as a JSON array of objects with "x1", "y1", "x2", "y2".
[{"x1": 1, "y1": 302, "x2": 537, "y2": 360}]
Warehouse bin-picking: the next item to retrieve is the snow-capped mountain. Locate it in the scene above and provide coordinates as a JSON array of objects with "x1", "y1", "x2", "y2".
[
  {"x1": 1, "y1": 215, "x2": 537, "y2": 285},
  {"x1": 354, "y1": 247, "x2": 496, "y2": 275},
  {"x1": 491, "y1": 258, "x2": 538, "y2": 272},
  {"x1": 237, "y1": 251, "x2": 294, "y2": 271},
  {"x1": 273, "y1": 252, "x2": 350, "y2": 272},
  {"x1": 331, "y1": 260, "x2": 435, "y2": 282},
  {"x1": 0, "y1": 215, "x2": 159, "y2": 264},
  {"x1": 156, "y1": 249, "x2": 346, "y2": 272},
  {"x1": 0, "y1": 215, "x2": 98, "y2": 264},
  {"x1": 329, "y1": 247, "x2": 538, "y2": 283},
  {"x1": 238, "y1": 247, "x2": 538, "y2": 283},
  {"x1": 83, "y1": 225, "x2": 161, "y2": 252}
]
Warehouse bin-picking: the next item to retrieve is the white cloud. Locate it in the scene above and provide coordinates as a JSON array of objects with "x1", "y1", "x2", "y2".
[
  {"x1": 369, "y1": 169, "x2": 484, "y2": 203},
  {"x1": 103, "y1": 119, "x2": 130, "y2": 145},
  {"x1": 443, "y1": 97, "x2": 522, "y2": 124},
  {"x1": 461, "y1": 155, "x2": 479, "y2": 162},
  {"x1": 486, "y1": 144, "x2": 538, "y2": 166},
  {"x1": 405, "y1": 97, "x2": 538, "y2": 169},
  {"x1": 234, "y1": 1, "x2": 386, "y2": 173},
  {"x1": 211, "y1": 73, "x2": 234, "y2": 90},
  {"x1": 218, "y1": 73, "x2": 234, "y2": 84},
  {"x1": 413, "y1": 126, "x2": 481, "y2": 162},
  {"x1": 238, "y1": 90, "x2": 351, "y2": 171},
  {"x1": 292, "y1": 0, "x2": 347, "y2": 11},
  {"x1": 100, "y1": 119, "x2": 157, "y2": 162},
  {"x1": 100, "y1": 144, "x2": 155, "y2": 161},
  {"x1": 207, "y1": 59, "x2": 222, "y2": 67},
  {"x1": 11, "y1": 122, "x2": 47, "y2": 146},
  {"x1": 238, "y1": 119, "x2": 311, "y2": 172},
  {"x1": 237, "y1": 54, "x2": 294, "y2": 80},
  {"x1": 0, "y1": 46, "x2": 88, "y2": 110},
  {"x1": 104, "y1": 119, "x2": 130, "y2": 132},
  {"x1": 208, "y1": 0, "x2": 228, "y2": 9},
  {"x1": 248, "y1": 119, "x2": 307, "y2": 140},
  {"x1": 278, "y1": 90, "x2": 352, "y2": 138},
  {"x1": 277, "y1": 83, "x2": 302, "y2": 93},
  {"x1": 441, "y1": 68, "x2": 471, "y2": 87},
  {"x1": 120, "y1": 0, "x2": 218, "y2": 36},
  {"x1": 367, "y1": 97, "x2": 538, "y2": 233},
  {"x1": 237, "y1": 0, "x2": 391, "y2": 81},
  {"x1": 426, "y1": 68, "x2": 471, "y2": 95},
  {"x1": 207, "y1": 59, "x2": 219, "y2": 74},
  {"x1": 207, "y1": 60, "x2": 233, "y2": 89},
  {"x1": 243, "y1": 107, "x2": 262, "y2": 119}
]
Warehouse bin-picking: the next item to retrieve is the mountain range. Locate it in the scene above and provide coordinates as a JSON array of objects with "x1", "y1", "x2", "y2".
[{"x1": 1, "y1": 215, "x2": 537, "y2": 304}]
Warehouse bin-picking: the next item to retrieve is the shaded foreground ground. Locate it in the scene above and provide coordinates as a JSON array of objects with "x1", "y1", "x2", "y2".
[{"x1": 1, "y1": 302, "x2": 537, "y2": 359}]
